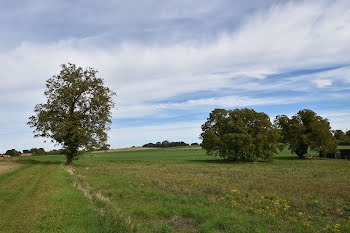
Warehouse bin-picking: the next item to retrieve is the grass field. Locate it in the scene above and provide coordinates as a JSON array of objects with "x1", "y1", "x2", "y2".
[{"x1": 1, "y1": 147, "x2": 350, "y2": 232}]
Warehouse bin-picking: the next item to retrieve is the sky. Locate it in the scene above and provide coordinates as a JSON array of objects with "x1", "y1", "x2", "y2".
[{"x1": 1, "y1": 0, "x2": 350, "y2": 152}]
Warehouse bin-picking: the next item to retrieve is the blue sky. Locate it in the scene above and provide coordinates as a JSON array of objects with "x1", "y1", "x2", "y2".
[{"x1": 1, "y1": 0, "x2": 350, "y2": 152}]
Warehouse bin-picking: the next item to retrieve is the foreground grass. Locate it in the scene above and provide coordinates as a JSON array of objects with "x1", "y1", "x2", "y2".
[
  {"x1": 1, "y1": 147, "x2": 350, "y2": 232},
  {"x1": 69, "y1": 148, "x2": 350, "y2": 233},
  {"x1": 0, "y1": 160, "x2": 130, "y2": 233}
]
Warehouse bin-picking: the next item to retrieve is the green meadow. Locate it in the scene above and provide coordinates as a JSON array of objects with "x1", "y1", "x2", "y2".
[{"x1": 1, "y1": 147, "x2": 349, "y2": 233}]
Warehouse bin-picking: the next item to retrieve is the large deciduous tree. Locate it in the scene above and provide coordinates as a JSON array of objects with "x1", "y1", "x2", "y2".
[
  {"x1": 201, "y1": 108, "x2": 280, "y2": 161},
  {"x1": 28, "y1": 63, "x2": 116, "y2": 165},
  {"x1": 275, "y1": 109, "x2": 337, "y2": 159}
]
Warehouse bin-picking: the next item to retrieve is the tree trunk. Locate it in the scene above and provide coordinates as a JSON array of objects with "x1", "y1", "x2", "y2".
[
  {"x1": 64, "y1": 145, "x2": 78, "y2": 165},
  {"x1": 65, "y1": 154, "x2": 73, "y2": 165}
]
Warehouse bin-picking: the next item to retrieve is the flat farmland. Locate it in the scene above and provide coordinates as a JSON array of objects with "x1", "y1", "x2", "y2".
[{"x1": 1, "y1": 147, "x2": 350, "y2": 233}]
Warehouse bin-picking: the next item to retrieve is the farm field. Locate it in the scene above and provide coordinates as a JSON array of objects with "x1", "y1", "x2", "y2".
[{"x1": 1, "y1": 147, "x2": 350, "y2": 233}]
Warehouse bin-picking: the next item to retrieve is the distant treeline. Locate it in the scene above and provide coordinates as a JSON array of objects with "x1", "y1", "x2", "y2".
[
  {"x1": 4, "y1": 148, "x2": 64, "y2": 156},
  {"x1": 142, "y1": 141, "x2": 199, "y2": 148}
]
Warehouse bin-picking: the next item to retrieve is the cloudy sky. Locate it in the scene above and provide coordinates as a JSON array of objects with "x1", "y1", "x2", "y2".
[{"x1": 1, "y1": 0, "x2": 350, "y2": 152}]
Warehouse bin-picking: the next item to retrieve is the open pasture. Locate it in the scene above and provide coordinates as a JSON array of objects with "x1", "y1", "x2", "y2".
[{"x1": 1, "y1": 147, "x2": 350, "y2": 232}]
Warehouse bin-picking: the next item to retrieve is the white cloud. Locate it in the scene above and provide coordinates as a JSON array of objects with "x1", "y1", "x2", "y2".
[
  {"x1": 0, "y1": 130, "x2": 58, "y2": 154},
  {"x1": 312, "y1": 79, "x2": 333, "y2": 88},
  {"x1": 114, "y1": 95, "x2": 308, "y2": 119},
  {"x1": 322, "y1": 111, "x2": 350, "y2": 131},
  {"x1": 1, "y1": 0, "x2": 350, "y2": 96}
]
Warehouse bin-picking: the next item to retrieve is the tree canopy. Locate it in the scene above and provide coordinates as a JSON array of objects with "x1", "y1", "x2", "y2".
[
  {"x1": 28, "y1": 63, "x2": 116, "y2": 165},
  {"x1": 275, "y1": 109, "x2": 337, "y2": 158},
  {"x1": 201, "y1": 108, "x2": 280, "y2": 161},
  {"x1": 5, "y1": 149, "x2": 21, "y2": 156},
  {"x1": 333, "y1": 129, "x2": 350, "y2": 145}
]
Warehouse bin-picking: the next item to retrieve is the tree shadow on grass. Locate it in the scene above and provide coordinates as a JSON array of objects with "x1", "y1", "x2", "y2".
[
  {"x1": 188, "y1": 159, "x2": 270, "y2": 164},
  {"x1": 190, "y1": 155, "x2": 304, "y2": 163},
  {"x1": 274, "y1": 156, "x2": 332, "y2": 161},
  {"x1": 15, "y1": 159, "x2": 63, "y2": 165},
  {"x1": 274, "y1": 156, "x2": 298, "y2": 160}
]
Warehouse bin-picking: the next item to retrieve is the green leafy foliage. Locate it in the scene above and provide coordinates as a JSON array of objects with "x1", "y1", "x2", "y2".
[
  {"x1": 28, "y1": 63, "x2": 115, "y2": 165},
  {"x1": 275, "y1": 109, "x2": 337, "y2": 158},
  {"x1": 4, "y1": 149, "x2": 21, "y2": 156},
  {"x1": 201, "y1": 108, "x2": 280, "y2": 161},
  {"x1": 29, "y1": 148, "x2": 46, "y2": 155},
  {"x1": 142, "y1": 141, "x2": 189, "y2": 147},
  {"x1": 333, "y1": 129, "x2": 350, "y2": 145}
]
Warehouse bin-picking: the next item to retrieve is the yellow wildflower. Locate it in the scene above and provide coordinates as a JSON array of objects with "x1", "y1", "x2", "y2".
[{"x1": 334, "y1": 224, "x2": 341, "y2": 232}]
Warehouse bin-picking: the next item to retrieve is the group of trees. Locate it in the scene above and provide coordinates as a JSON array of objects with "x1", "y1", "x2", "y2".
[
  {"x1": 333, "y1": 130, "x2": 350, "y2": 145},
  {"x1": 275, "y1": 110, "x2": 337, "y2": 158},
  {"x1": 201, "y1": 108, "x2": 281, "y2": 161},
  {"x1": 4, "y1": 148, "x2": 64, "y2": 156},
  {"x1": 26, "y1": 63, "x2": 345, "y2": 165},
  {"x1": 23, "y1": 148, "x2": 45, "y2": 155},
  {"x1": 4, "y1": 149, "x2": 21, "y2": 156},
  {"x1": 143, "y1": 141, "x2": 190, "y2": 148},
  {"x1": 201, "y1": 108, "x2": 339, "y2": 161}
]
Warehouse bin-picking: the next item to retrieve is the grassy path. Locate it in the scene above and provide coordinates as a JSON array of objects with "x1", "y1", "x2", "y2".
[
  {"x1": 1, "y1": 162, "x2": 55, "y2": 232},
  {"x1": 0, "y1": 160, "x2": 129, "y2": 233}
]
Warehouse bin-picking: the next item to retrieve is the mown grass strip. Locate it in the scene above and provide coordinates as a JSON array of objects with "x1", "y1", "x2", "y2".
[
  {"x1": 0, "y1": 162, "x2": 42, "y2": 212},
  {"x1": 0, "y1": 163, "x2": 52, "y2": 232},
  {"x1": 31, "y1": 165, "x2": 134, "y2": 233},
  {"x1": 0, "y1": 161, "x2": 134, "y2": 233}
]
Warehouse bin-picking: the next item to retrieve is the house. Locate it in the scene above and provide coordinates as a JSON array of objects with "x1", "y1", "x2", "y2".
[
  {"x1": 338, "y1": 149, "x2": 350, "y2": 159},
  {"x1": 19, "y1": 153, "x2": 32, "y2": 156},
  {"x1": 327, "y1": 149, "x2": 350, "y2": 159}
]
